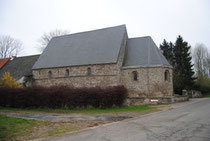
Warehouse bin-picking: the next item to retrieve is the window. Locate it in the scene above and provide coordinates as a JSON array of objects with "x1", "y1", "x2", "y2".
[
  {"x1": 164, "y1": 70, "x2": 169, "y2": 81},
  {"x1": 132, "y1": 71, "x2": 138, "y2": 81},
  {"x1": 48, "y1": 71, "x2": 52, "y2": 79},
  {"x1": 87, "y1": 68, "x2": 91, "y2": 75},
  {"x1": 66, "y1": 69, "x2": 70, "y2": 77}
]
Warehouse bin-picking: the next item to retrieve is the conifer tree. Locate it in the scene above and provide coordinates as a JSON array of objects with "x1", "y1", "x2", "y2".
[
  {"x1": 173, "y1": 35, "x2": 194, "y2": 94},
  {"x1": 160, "y1": 36, "x2": 195, "y2": 94},
  {"x1": 160, "y1": 39, "x2": 174, "y2": 65}
]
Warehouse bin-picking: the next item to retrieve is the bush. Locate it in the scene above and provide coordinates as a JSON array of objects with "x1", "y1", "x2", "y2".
[
  {"x1": 193, "y1": 76, "x2": 210, "y2": 94},
  {"x1": 0, "y1": 85, "x2": 128, "y2": 109},
  {"x1": 193, "y1": 84, "x2": 210, "y2": 94},
  {"x1": 0, "y1": 72, "x2": 23, "y2": 88}
]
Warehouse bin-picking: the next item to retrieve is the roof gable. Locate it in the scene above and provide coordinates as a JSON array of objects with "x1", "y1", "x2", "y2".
[
  {"x1": 33, "y1": 25, "x2": 127, "y2": 69},
  {"x1": 123, "y1": 37, "x2": 171, "y2": 67}
]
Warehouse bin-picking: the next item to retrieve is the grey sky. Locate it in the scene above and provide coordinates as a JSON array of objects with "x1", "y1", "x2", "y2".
[{"x1": 0, "y1": 0, "x2": 209, "y2": 56}]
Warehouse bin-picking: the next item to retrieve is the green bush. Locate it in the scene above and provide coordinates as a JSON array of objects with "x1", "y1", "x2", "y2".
[{"x1": 193, "y1": 76, "x2": 210, "y2": 94}]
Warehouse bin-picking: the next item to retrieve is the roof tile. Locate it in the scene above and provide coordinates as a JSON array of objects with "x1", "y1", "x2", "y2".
[{"x1": 0, "y1": 58, "x2": 10, "y2": 69}]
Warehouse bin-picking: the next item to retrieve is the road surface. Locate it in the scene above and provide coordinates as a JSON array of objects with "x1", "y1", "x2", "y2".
[{"x1": 39, "y1": 98, "x2": 210, "y2": 141}]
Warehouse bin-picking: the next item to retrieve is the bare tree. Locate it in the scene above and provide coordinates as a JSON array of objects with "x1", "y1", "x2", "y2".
[
  {"x1": 38, "y1": 29, "x2": 70, "y2": 52},
  {"x1": 0, "y1": 35, "x2": 22, "y2": 59},
  {"x1": 193, "y1": 43, "x2": 209, "y2": 77}
]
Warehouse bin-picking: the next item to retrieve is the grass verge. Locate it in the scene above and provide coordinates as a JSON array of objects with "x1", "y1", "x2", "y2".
[
  {"x1": 0, "y1": 106, "x2": 158, "y2": 140},
  {"x1": 48, "y1": 124, "x2": 79, "y2": 136},
  {"x1": 0, "y1": 105, "x2": 155, "y2": 114},
  {"x1": 0, "y1": 115, "x2": 48, "y2": 141},
  {"x1": 0, "y1": 115, "x2": 80, "y2": 141}
]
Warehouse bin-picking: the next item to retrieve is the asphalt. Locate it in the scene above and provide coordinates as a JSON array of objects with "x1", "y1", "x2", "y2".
[{"x1": 37, "y1": 98, "x2": 210, "y2": 141}]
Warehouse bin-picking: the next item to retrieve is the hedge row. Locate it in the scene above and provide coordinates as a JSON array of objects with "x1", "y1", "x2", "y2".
[{"x1": 0, "y1": 85, "x2": 128, "y2": 109}]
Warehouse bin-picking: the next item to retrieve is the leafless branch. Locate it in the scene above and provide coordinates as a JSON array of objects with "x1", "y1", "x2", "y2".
[
  {"x1": 192, "y1": 43, "x2": 210, "y2": 77},
  {"x1": 37, "y1": 29, "x2": 70, "y2": 52},
  {"x1": 0, "y1": 35, "x2": 22, "y2": 59}
]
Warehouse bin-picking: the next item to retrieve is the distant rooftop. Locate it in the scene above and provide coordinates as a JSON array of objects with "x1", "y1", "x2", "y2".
[
  {"x1": 0, "y1": 58, "x2": 10, "y2": 69},
  {"x1": 0, "y1": 55, "x2": 40, "y2": 79}
]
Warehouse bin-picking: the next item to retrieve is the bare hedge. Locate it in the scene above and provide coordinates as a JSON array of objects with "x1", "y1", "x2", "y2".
[{"x1": 0, "y1": 85, "x2": 128, "y2": 109}]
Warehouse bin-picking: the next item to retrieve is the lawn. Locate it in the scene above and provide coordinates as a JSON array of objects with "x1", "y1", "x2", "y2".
[
  {"x1": 0, "y1": 115, "x2": 79, "y2": 141},
  {"x1": 0, "y1": 105, "x2": 155, "y2": 114},
  {"x1": 0, "y1": 106, "x2": 156, "y2": 140},
  {"x1": 0, "y1": 115, "x2": 48, "y2": 141}
]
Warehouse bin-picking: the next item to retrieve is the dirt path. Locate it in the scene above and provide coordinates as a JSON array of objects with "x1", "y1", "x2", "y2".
[
  {"x1": 0, "y1": 105, "x2": 169, "y2": 122},
  {"x1": 0, "y1": 112, "x2": 133, "y2": 122}
]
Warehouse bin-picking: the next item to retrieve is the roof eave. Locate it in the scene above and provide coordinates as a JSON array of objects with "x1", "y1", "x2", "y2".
[
  {"x1": 121, "y1": 64, "x2": 173, "y2": 69},
  {"x1": 32, "y1": 62, "x2": 118, "y2": 70}
]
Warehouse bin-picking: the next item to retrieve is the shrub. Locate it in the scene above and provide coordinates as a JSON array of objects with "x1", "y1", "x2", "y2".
[
  {"x1": 0, "y1": 85, "x2": 128, "y2": 109},
  {"x1": 193, "y1": 76, "x2": 210, "y2": 94},
  {"x1": 0, "y1": 72, "x2": 23, "y2": 88}
]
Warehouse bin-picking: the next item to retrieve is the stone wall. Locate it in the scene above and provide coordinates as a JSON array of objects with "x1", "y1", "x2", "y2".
[
  {"x1": 33, "y1": 64, "x2": 119, "y2": 87},
  {"x1": 32, "y1": 29, "x2": 173, "y2": 104},
  {"x1": 120, "y1": 66, "x2": 173, "y2": 101},
  {"x1": 116, "y1": 31, "x2": 128, "y2": 82},
  {"x1": 173, "y1": 94, "x2": 189, "y2": 102},
  {"x1": 33, "y1": 31, "x2": 128, "y2": 88}
]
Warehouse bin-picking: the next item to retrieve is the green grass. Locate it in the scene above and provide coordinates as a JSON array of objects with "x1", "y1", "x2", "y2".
[
  {"x1": 0, "y1": 105, "x2": 155, "y2": 114},
  {"x1": 0, "y1": 106, "x2": 156, "y2": 140},
  {"x1": 0, "y1": 115, "x2": 48, "y2": 141},
  {"x1": 48, "y1": 125, "x2": 79, "y2": 136}
]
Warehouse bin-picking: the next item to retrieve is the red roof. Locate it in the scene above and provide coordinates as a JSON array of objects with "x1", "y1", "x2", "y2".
[{"x1": 0, "y1": 58, "x2": 10, "y2": 69}]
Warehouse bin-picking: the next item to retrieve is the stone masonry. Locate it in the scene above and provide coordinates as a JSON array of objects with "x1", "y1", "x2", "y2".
[
  {"x1": 120, "y1": 66, "x2": 173, "y2": 104},
  {"x1": 32, "y1": 25, "x2": 173, "y2": 104}
]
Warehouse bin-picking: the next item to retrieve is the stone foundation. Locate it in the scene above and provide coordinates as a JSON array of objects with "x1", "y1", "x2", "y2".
[{"x1": 125, "y1": 97, "x2": 173, "y2": 106}]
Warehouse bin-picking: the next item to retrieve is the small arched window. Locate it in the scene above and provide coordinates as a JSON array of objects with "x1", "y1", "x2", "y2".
[
  {"x1": 87, "y1": 68, "x2": 91, "y2": 75},
  {"x1": 132, "y1": 71, "x2": 138, "y2": 81},
  {"x1": 66, "y1": 69, "x2": 70, "y2": 77},
  {"x1": 48, "y1": 71, "x2": 52, "y2": 79},
  {"x1": 164, "y1": 70, "x2": 169, "y2": 81}
]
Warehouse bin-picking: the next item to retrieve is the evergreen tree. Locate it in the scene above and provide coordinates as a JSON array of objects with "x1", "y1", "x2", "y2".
[
  {"x1": 173, "y1": 35, "x2": 194, "y2": 94},
  {"x1": 160, "y1": 39, "x2": 174, "y2": 65}
]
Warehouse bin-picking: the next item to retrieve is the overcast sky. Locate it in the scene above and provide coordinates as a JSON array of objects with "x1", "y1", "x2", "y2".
[{"x1": 0, "y1": 0, "x2": 210, "y2": 56}]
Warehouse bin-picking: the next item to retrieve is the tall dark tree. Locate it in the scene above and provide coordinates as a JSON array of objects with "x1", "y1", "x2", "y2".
[
  {"x1": 160, "y1": 39, "x2": 174, "y2": 65},
  {"x1": 173, "y1": 35, "x2": 194, "y2": 94}
]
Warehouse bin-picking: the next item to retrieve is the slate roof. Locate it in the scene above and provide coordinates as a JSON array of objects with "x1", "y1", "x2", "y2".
[
  {"x1": 0, "y1": 58, "x2": 10, "y2": 69},
  {"x1": 0, "y1": 55, "x2": 40, "y2": 79},
  {"x1": 32, "y1": 25, "x2": 171, "y2": 70},
  {"x1": 33, "y1": 25, "x2": 127, "y2": 69},
  {"x1": 123, "y1": 37, "x2": 171, "y2": 67}
]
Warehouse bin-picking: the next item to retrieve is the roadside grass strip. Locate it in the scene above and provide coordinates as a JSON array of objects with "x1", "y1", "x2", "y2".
[{"x1": 0, "y1": 105, "x2": 155, "y2": 114}]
